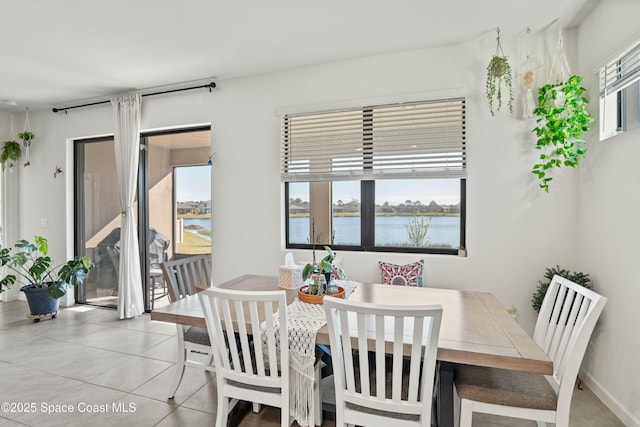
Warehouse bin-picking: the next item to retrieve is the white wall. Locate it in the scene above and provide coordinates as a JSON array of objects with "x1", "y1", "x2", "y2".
[
  {"x1": 14, "y1": 25, "x2": 620, "y2": 417},
  {"x1": 576, "y1": 1, "x2": 640, "y2": 426}
]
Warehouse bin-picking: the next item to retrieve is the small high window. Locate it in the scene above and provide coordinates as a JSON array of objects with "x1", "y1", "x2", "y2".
[{"x1": 599, "y1": 38, "x2": 640, "y2": 140}]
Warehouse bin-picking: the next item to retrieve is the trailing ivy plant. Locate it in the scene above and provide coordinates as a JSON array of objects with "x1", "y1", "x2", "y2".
[
  {"x1": 486, "y1": 55, "x2": 513, "y2": 116},
  {"x1": 531, "y1": 265, "x2": 591, "y2": 313},
  {"x1": 531, "y1": 75, "x2": 594, "y2": 192}
]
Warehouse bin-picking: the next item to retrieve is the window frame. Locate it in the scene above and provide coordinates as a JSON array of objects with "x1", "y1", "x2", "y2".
[
  {"x1": 284, "y1": 179, "x2": 466, "y2": 255},
  {"x1": 282, "y1": 96, "x2": 467, "y2": 255},
  {"x1": 598, "y1": 37, "x2": 640, "y2": 140}
]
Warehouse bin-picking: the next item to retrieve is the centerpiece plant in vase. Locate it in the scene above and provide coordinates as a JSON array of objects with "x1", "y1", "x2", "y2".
[
  {"x1": 300, "y1": 246, "x2": 345, "y2": 303},
  {"x1": 0, "y1": 235, "x2": 95, "y2": 320}
]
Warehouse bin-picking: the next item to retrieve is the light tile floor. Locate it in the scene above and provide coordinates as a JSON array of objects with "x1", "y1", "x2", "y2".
[{"x1": 0, "y1": 300, "x2": 624, "y2": 427}]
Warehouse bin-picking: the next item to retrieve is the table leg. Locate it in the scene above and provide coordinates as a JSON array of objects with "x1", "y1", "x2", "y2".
[{"x1": 437, "y1": 362, "x2": 455, "y2": 427}]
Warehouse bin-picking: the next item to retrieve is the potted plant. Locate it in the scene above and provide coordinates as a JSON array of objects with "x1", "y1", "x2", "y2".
[
  {"x1": 486, "y1": 55, "x2": 513, "y2": 115},
  {"x1": 0, "y1": 235, "x2": 95, "y2": 320},
  {"x1": 485, "y1": 29, "x2": 513, "y2": 116},
  {"x1": 18, "y1": 131, "x2": 35, "y2": 147},
  {"x1": 18, "y1": 131, "x2": 34, "y2": 167},
  {"x1": 531, "y1": 75, "x2": 594, "y2": 192},
  {"x1": 0, "y1": 140, "x2": 22, "y2": 170},
  {"x1": 299, "y1": 246, "x2": 345, "y2": 302},
  {"x1": 531, "y1": 265, "x2": 591, "y2": 312}
]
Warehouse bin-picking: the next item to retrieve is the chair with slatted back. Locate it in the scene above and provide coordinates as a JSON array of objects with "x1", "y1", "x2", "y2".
[
  {"x1": 454, "y1": 275, "x2": 608, "y2": 427},
  {"x1": 323, "y1": 297, "x2": 443, "y2": 427},
  {"x1": 160, "y1": 255, "x2": 213, "y2": 399},
  {"x1": 198, "y1": 287, "x2": 293, "y2": 426}
]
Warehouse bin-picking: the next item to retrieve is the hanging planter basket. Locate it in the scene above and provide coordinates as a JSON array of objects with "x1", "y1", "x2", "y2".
[
  {"x1": 19, "y1": 108, "x2": 34, "y2": 167},
  {"x1": 531, "y1": 33, "x2": 593, "y2": 193},
  {"x1": 0, "y1": 140, "x2": 22, "y2": 171},
  {"x1": 485, "y1": 29, "x2": 513, "y2": 116}
]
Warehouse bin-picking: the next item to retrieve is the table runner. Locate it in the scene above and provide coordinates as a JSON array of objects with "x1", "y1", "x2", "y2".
[
  {"x1": 263, "y1": 281, "x2": 359, "y2": 426},
  {"x1": 269, "y1": 299, "x2": 325, "y2": 427}
]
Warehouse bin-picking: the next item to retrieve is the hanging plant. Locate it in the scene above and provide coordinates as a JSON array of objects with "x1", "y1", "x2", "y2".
[
  {"x1": 485, "y1": 29, "x2": 513, "y2": 115},
  {"x1": 531, "y1": 75, "x2": 594, "y2": 192},
  {"x1": 20, "y1": 108, "x2": 34, "y2": 167},
  {"x1": 18, "y1": 131, "x2": 35, "y2": 147},
  {"x1": 0, "y1": 140, "x2": 22, "y2": 171}
]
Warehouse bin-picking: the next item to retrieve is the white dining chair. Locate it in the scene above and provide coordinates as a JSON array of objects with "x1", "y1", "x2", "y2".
[
  {"x1": 161, "y1": 255, "x2": 214, "y2": 399},
  {"x1": 323, "y1": 297, "x2": 443, "y2": 427},
  {"x1": 198, "y1": 287, "x2": 293, "y2": 427},
  {"x1": 454, "y1": 275, "x2": 608, "y2": 427}
]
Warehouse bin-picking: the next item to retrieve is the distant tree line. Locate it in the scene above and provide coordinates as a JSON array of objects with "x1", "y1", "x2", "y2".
[{"x1": 289, "y1": 198, "x2": 460, "y2": 215}]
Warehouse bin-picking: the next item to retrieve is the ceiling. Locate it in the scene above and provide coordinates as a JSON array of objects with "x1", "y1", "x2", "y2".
[{"x1": 0, "y1": 0, "x2": 598, "y2": 112}]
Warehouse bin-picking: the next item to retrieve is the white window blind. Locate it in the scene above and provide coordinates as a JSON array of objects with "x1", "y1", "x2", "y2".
[
  {"x1": 280, "y1": 98, "x2": 466, "y2": 182},
  {"x1": 600, "y1": 40, "x2": 640, "y2": 97},
  {"x1": 599, "y1": 38, "x2": 640, "y2": 139}
]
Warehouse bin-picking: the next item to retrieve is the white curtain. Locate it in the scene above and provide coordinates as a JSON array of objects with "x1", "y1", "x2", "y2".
[
  {"x1": 1, "y1": 115, "x2": 20, "y2": 302},
  {"x1": 112, "y1": 94, "x2": 144, "y2": 319}
]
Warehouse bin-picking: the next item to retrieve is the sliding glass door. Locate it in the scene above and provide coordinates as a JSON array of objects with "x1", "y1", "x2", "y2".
[
  {"x1": 75, "y1": 127, "x2": 212, "y2": 311},
  {"x1": 74, "y1": 137, "x2": 122, "y2": 307}
]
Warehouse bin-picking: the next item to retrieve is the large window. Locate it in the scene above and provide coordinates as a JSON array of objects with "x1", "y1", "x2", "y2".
[
  {"x1": 282, "y1": 98, "x2": 466, "y2": 254},
  {"x1": 599, "y1": 38, "x2": 640, "y2": 140}
]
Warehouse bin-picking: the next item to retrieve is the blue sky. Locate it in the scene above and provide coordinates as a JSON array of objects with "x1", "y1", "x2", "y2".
[
  {"x1": 175, "y1": 167, "x2": 459, "y2": 205},
  {"x1": 289, "y1": 179, "x2": 460, "y2": 206},
  {"x1": 175, "y1": 166, "x2": 211, "y2": 202}
]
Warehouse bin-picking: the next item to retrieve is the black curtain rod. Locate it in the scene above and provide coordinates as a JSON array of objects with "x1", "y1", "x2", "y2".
[{"x1": 52, "y1": 81, "x2": 216, "y2": 113}]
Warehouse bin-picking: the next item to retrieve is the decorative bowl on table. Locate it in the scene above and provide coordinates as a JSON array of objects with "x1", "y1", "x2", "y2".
[{"x1": 298, "y1": 286, "x2": 345, "y2": 304}]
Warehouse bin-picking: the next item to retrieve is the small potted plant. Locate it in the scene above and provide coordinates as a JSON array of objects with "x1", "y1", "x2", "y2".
[
  {"x1": 18, "y1": 131, "x2": 34, "y2": 167},
  {"x1": 485, "y1": 29, "x2": 513, "y2": 116},
  {"x1": 0, "y1": 236, "x2": 95, "y2": 320},
  {"x1": 18, "y1": 131, "x2": 35, "y2": 147},
  {"x1": 531, "y1": 265, "x2": 591, "y2": 313},
  {"x1": 0, "y1": 140, "x2": 22, "y2": 170},
  {"x1": 299, "y1": 246, "x2": 345, "y2": 303}
]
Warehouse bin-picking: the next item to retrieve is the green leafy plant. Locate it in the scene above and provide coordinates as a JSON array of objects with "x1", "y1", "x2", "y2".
[
  {"x1": 18, "y1": 131, "x2": 35, "y2": 144},
  {"x1": 0, "y1": 140, "x2": 22, "y2": 170},
  {"x1": 0, "y1": 236, "x2": 95, "y2": 299},
  {"x1": 531, "y1": 265, "x2": 591, "y2": 312},
  {"x1": 531, "y1": 75, "x2": 594, "y2": 192},
  {"x1": 486, "y1": 55, "x2": 513, "y2": 115},
  {"x1": 301, "y1": 246, "x2": 346, "y2": 295},
  {"x1": 303, "y1": 246, "x2": 337, "y2": 281}
]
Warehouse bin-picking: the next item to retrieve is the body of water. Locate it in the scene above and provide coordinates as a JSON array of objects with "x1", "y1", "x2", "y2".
[
  {"x1": 185, "y1": 216, "x2": 460, "y2": 248},
  {"x1": 289, "y1": 216, "x2": 459, "y2": 248},
  {"x1": 182, "y1": 218, "x2": 212, "y2": 241}
]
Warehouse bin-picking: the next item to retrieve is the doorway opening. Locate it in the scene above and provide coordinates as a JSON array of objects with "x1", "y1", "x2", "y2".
[{"x1": 74, "y1": 127, "x2": 212, "y2": 311}]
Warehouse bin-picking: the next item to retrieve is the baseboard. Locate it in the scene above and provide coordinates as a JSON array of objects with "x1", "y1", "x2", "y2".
[{"x1": 580, "y1": 368, "x2": 640, "y2": 427}]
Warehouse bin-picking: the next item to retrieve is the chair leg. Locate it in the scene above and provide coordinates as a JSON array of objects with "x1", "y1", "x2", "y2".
[
  {"x1": 168, "y1": 328, "x2": 187, "y2": 399},
  {"x1": 314, "y1": 361, "x2": 322, "y2": 426},
  {"x1": 168, "y1": 353, "x2": 186, "y2": 399},
  {"x1": 150, "y1": 279, "x2": 155, "y2": 311},
  {"x1": 216, "y1": 394, "x2": 229, "y2": 427},
  {"x1": 459, "y1": 398, "x2": 473, "y2": 427}
]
